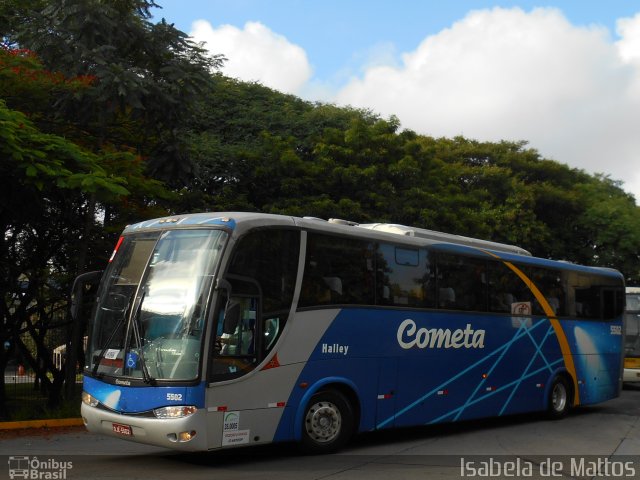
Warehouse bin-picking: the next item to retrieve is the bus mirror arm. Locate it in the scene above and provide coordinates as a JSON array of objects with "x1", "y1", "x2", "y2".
[
  {"x1": 223, "y1": 301, "x2": 241, "y2": 334},
  {"x1": 71, "y1": 270, "x2": 103, "y2": 321},
  {"x1": 216, "y1": 278, "x2": 232, "y2": 297}
]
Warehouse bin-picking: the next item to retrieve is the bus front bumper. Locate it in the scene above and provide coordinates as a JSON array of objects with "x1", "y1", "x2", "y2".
[{"x1": 81, "y1": 403, "x2": 208, "y2": 451}]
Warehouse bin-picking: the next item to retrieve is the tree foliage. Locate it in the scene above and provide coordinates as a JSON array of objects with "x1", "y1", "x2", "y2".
[
  {"x1": 6, "y1": 0, "x2": 223, "y2": 186},
  {"x1": 0, "y1": 44, "x2": 167, "y2": 416},
  {"x1": 185, "y1": 78, "x2": 640, "y2": 283},
  {"x1": 0, "y1": 0, "x2": 214, "y2": 416}
]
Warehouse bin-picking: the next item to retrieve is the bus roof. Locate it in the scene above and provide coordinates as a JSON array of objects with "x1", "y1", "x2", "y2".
[
  {"x1": 357, "y1": 222, "x2": 531, "y2": 256},
  {"x1": 123, "y1": 212, "x2": 527, "y2": 253},
  {"x1": 122, "y1": 212, "x2": 621, "y2": 279}
]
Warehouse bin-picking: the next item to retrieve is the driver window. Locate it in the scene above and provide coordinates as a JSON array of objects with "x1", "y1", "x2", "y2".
[{"x1": 210, "y1": 228, "x2": 299, "y2": 382}]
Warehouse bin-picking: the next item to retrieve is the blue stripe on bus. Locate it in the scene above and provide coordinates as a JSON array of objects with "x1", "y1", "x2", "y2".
[
  {"x1": 275, "y1": 308, "x2": 621, "y2": 441},
  {"x1": 377, "y1": 315, "x2": 551, "y2": 428},
  {"x1": 83, "y1": 376, "x2": 207, "y2": 413}
]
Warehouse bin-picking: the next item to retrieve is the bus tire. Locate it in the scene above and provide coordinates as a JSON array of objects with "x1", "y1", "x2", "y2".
[
  {"x1": 547, "y1": 375, "x2": 571, "y2": 419},
  {"x1": 300, "y1": 389, "x2": 354, "y2": 454}
]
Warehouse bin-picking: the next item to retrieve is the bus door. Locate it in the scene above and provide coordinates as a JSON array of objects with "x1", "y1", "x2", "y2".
[
  {"x1": 207, "y1": 273, "x2": 292, "y2": 449},
  {"x1": 210, "y1": 277, "x2": 262, "y2": 380},
  {"x1": 206, "y1": 283, "x2": 262, "y2": 449}
]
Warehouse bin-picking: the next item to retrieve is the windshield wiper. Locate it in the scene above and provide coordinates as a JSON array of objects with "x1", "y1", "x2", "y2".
[
  {"x1": 130, "y1": 289, "x2": 155, "y2": 384},
  {"x1": 92, "y1": 298, "x2": 130, "y2": 378}
]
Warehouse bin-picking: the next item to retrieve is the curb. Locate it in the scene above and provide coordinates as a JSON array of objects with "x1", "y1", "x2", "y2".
[{"x1": 0, "y1": 418, "x2": 84, "y2": 430}]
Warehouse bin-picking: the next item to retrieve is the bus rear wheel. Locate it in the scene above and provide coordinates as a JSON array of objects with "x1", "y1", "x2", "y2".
[
  {"x1": 300, "y1": 390, "x2": 354, "y2": 454},
  {"x1": 547, "y1": 375, "x2": 571, "y2": 419}
]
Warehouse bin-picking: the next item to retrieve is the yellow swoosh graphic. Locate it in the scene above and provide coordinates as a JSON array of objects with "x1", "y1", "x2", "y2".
[{"x1": 481, "y1": 251, "x2": 580, "y2": 406}]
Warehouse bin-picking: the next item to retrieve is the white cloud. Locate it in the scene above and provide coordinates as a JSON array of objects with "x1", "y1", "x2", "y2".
[
  {"x1": 189, "y1": 9, "x2": 640, "y2": 201},
  {"x1": 616, "y1": 13, "x2": 640, "y2": 64},
  {"x1": 190, "y1": 20, "x2": 312, "y2": 95},
  {"x1": 334, "y1": 7, "x2": 640, "y2": 202}
]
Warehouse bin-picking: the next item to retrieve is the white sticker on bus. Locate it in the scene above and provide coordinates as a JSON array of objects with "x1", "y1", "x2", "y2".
[
  {"x1": 222, "y1": 430, "x2": 250, "y2": 446},
  {"x1": 222, "y1": 411, "x2": 249, "y2": 446},
  {"x1": 397, "y1": 319, "x2": 485, "y2": 350},
  {"x1": 104, "y1": 349, "x2": 119, "y2": 360},
  {"x1": 511, "y1": 302, "x2": 532, "y2": 315},
  {"x1": 223, "y1": 411, "x2": 240, "y2": 432}
]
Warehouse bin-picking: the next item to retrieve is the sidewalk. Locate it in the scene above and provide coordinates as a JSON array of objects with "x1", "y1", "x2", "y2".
[{"x1": 0, "y1": 418, "x2": 83, "y2": 430}]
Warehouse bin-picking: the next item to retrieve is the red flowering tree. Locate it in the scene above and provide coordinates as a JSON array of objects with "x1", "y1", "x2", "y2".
[
  {"x1": 0, "y1": 0, "x2": 221, "y2": 417},
  {"x1": 0, "y1": 45, "x2": 169, "y2": 417}
]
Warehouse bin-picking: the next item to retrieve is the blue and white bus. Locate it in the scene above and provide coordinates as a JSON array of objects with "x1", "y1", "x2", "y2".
[{"x1": 80, "y1": 212, "x2": 625, "y2": 452}]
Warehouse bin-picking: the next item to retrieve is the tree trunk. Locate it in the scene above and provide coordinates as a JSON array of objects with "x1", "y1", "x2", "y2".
[{"x1": 0, "y1": 352, "x2": 8, "y2": 420}]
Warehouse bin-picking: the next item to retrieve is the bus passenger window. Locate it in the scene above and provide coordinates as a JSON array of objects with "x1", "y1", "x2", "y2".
[
  {"x1": 530, "y1": 268, "x2": 565, "y2": 316},
  {"x1": 575, "y1": 287, "x2": 601, "y2": 319},
  {"x1": 299, "y1": 234, "x2": 375, "y2": 307},
  {"x1": 439, "y1": 287, "x2": 456, "y2": 308},
  {"x1": 492, "y1": 263, "x2": 535, "y2": 313},
  {"x1": 377, "y1": 244, "x2": 435, "y2": 308},
  {"x1": 437, "y1": 253, "x2": 487, "y2": 312}
]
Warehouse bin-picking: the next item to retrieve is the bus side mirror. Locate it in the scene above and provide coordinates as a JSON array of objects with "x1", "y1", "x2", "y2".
[{"x1": 71, "y1": 271, "x2": 103, "y2": 321}]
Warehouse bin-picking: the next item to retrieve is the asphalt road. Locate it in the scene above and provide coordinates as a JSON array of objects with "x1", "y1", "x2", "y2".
[{"x1": 2, "y1": 386, "x2": 640, "y2": 479}]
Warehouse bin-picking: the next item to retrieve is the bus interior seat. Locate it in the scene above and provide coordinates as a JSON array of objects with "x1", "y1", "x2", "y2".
[
  {"x1": 547, "y1": 297, "x2": 560, "y2": 314},
  {"x1": 323, "y1": 276, "x2": 343, "y2": 295},
  {"x1": 439, "y1": 287, "x2": 456, "y2": 308},
  {"x1": 144, "y1": 314, "x2": 181, "y2": 340}
]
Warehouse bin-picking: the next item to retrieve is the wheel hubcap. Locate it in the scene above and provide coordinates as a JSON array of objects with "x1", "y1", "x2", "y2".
[
  {"x1": 305, "y1": 401, "x2": 342, "y2": 444},
  {"x1": 552, "y1": 383, "x2": 567, "y2": 412}
]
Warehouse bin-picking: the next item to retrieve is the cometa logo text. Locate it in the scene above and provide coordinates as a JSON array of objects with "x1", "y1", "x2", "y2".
[{"x1": 397, "y1": 319, "x2": 485, "y2": 350}]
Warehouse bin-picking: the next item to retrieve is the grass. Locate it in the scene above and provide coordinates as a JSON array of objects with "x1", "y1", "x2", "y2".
[{"x1": 3, "y1": 381, "x2": 81, "y2": 421}]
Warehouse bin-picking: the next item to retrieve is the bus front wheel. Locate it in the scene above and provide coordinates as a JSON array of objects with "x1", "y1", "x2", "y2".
[
  {"x1": 547, "y1": 375, "x2": 571, "y2": 419},
  {"x1": 300, "y1": 390, "x2": 354, "y2": 454}
]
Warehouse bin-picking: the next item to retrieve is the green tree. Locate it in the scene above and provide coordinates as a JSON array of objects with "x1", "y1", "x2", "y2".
[
  {"x1": 573, "y1": 177, "x2": 640, "y2": 282},
  {"x1": 0, "y1": 43, "x2": 168, "y2": 416},
  {"x1": 186, "y1": 78, "x2": 639, "y2": 286},
  {"x1": 7, "y1": 0, "x2": 222, "y2": 187},
  {"x1": 0, "y1": 97, "x2": 130, "y2": 416}
]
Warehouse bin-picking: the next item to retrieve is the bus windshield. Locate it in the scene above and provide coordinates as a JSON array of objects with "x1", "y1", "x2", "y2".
[{"x1": 87, "y1": 229, "x2": 228, "y2": 382}]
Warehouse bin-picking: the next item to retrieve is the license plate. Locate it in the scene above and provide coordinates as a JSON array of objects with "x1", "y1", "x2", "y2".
[{"x1": 112, "y1": 422, "x2": 133, "y2": 436}]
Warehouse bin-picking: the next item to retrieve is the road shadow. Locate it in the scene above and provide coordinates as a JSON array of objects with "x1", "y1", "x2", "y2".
[{"x1": 160, "y1": 406, "x2": 605, "y2": 468}]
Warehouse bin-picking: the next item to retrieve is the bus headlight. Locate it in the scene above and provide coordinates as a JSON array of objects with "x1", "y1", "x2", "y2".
[
  {"x1": 81, "y1": 391, "x2": 99, "y2": 407},
  {"x1": 153, "y1": 406, "x2": 197, "y2": 419}
]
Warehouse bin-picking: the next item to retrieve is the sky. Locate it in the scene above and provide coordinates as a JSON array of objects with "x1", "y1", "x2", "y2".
[{"x1": 153, "y1": 1, "x2": 640, "y2": 202}]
